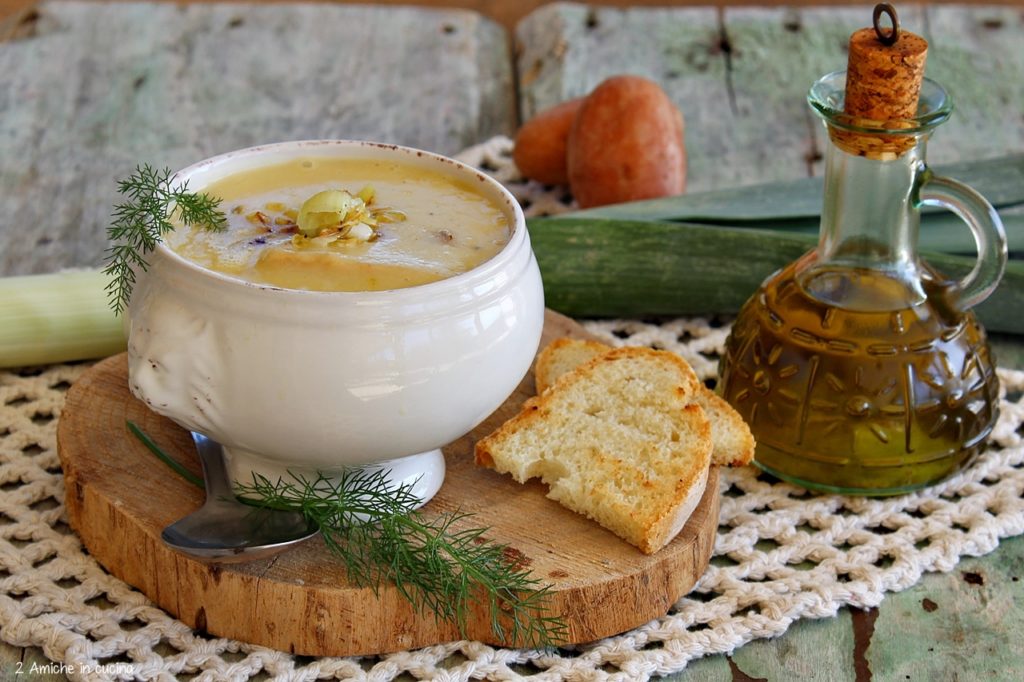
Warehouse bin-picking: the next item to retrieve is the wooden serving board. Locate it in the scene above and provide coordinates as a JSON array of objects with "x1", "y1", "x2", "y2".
[{"x1": 56, "y1": 310, "x2": 720, "y2": 657}]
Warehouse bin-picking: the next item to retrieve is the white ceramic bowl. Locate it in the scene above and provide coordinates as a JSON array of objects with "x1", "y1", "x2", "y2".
[{"x1": 126, "y1": 140, "x2": 544, "y2": 506}]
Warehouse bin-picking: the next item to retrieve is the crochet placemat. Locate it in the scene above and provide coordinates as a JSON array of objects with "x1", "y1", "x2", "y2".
[{"x1": 1, "y1": 138, "x2": 1023, "y2": 680}]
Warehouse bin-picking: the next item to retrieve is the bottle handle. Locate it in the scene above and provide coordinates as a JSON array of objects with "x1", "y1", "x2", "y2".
[{"x1": 917, "y1": 166, "x2": 1007, "y2": 311}]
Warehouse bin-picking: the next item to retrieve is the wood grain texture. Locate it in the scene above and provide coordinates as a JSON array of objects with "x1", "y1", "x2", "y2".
[
  {"x1": 658, "y1": 533, "x2": 1024, "y2": 681},
  {"x1": 15, "y1": 0, "x2": 1004, "y2": 33},
  {"x1": 923, "y1": 6, "x2": 1024, "y2": 166},
  {"x1": 723, "y1": 610, "x2": 856, "y2": 682},
  {"x1": 723, "y1": 6, "x2": 897, "y2": 180},
  {"x1": 516, "y1": 3, "x2": 1024, "y2": 188},
  {"x1": 865, "y1": 535, "x2": 1024, "y2": 679},
  {"x1": 0, "y1": 0, "x2": 515, "y2": 277},
  {"x1": 0, "y1": 643, "x2": 70, "y2": 680},
  {"x1": 56, "y1": 309, "x2": 721, "y2": 656}
]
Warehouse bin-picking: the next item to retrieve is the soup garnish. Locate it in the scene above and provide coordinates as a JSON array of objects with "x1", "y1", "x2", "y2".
[{"x1": 167, "y1": 156, "x2": 511, "y2": 292}]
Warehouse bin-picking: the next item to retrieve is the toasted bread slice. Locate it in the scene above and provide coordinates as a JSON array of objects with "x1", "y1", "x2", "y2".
[
  {"x1": 476, "y1": 347, "x2": 712, "y2": 554},
  {"x1": 534, "y1": 337, "x2": 610, "y2": 393},
  {"x1": 691, "y1": 390, "x2": 756, "y2": 467},
  {"x1": 534, "y1": 337, "x2": 614, "y2": 394},
  {"x1": 535, "y1": 338, "x2": 755, "y2": 467}
]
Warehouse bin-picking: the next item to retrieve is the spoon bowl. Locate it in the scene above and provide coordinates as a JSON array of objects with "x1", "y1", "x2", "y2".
[{"x1": 161, "y1": 433, "x2": 319, "y2": 563}]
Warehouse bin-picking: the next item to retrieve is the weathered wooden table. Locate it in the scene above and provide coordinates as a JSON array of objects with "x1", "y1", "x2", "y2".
[{"x1": 1, "y1": 1, "x2": 1022, "y2": 679}]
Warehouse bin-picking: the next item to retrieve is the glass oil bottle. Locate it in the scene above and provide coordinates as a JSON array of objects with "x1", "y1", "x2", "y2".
[{"x1": 718, "y1": 6, "x2": 1008, "y2": 495}]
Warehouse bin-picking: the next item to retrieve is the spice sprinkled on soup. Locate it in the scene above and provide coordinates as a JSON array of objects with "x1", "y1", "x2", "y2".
[{"x1": 166, "y1": 157, "x2": 511, "y2": 291}]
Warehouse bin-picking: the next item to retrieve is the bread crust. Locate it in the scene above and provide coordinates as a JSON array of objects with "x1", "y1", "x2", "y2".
[
  {"x1": 546, "y1": 345, "x2": 702, "y2": 400},
  {"x1": 475, "y1": 346, "x2": 712, "y2": 554},
  {"x1": 637, "y1": 403, "x2": 711, "y2": 553},
  {"x1": 533, "y1": 338, "x2": 755, "y2": 467},
  {"x1": 692, "y1": 389, "x2": 755, "y2": 467},
  {"x1": 534, "y1": 337, "x2": 613, "y2": 394}
]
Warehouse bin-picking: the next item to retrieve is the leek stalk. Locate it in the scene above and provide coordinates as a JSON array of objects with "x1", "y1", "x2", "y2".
[
  {"x1": 0, "y1": 270, "x2": 124, "y2": 369},
  {"x1": 570, "y1": 154, "x2": 1024, "y2": 225},
  {"x1": 527, "y1": 217, "x2": 1024, "y2": 335}
]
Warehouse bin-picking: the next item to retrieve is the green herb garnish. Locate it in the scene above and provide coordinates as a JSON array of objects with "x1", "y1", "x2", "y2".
[
  {"x1": 236, "y1": 471, "x2": 566, "y2": 647},
  {"x1": 126, "y1": 421, "x2": 204, "y2": 489},
  {"x1": 129, "y1": 422, "x2": 565, "y2": 648},
  {"x1": 103, "y1": 164, "x2": 227, "y2": 315}
]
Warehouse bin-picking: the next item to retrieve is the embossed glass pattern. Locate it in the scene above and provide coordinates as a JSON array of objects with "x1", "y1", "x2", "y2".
[{"x1": 718, "y1": 73, "x2": 1006, "y2": 495}]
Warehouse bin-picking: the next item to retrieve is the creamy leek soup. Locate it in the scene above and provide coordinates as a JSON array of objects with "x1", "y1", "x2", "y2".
[{"x1": 166, "y1": 156, "x2": 511, "y2": 291}]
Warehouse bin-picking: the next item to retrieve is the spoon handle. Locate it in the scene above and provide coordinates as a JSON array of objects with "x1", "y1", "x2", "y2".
[{"x1": 191, "y1": 432, "x2": 235, "y2": 498}]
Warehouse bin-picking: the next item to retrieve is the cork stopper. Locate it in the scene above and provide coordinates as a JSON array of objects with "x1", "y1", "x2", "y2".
[{"x1": 833, "y1": 4, "x2": 929, "y2": 158}]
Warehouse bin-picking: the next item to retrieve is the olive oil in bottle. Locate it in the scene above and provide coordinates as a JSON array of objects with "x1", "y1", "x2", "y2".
[
  {"x1": 718, "y1": 6, "x2": 1006, "y2": 494},
  {"x1": 720, "y1": 259, "x2": 999, "y2": 494}
]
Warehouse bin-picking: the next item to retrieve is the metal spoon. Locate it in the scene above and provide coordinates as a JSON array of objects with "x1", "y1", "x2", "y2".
[{"x1": 161, "y1": 432, "x2": 319, "y2": 563}]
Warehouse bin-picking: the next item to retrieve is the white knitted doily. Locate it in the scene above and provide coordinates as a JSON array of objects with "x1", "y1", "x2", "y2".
[{"x1": 1, "y1": 138, "x2": 1023, "y2": 681}]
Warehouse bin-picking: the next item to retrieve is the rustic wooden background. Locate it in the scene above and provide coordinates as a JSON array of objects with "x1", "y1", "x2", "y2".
[{"x1": 3, "y1": 0, "x2": 1024, "y2": 30}]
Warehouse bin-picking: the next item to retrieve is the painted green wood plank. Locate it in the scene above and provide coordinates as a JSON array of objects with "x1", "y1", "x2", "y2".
[
  {"x1": 726, "y1": 610, "x2": 856, "y2": 682},
  {"x1": 0, "y1": 645, "x2": 69, "y2": 681},
  {"x1": 923, "y1": 7, "x2": 1024, "y2": 168},
  {"x1": 720, "y1": 6, "x2": 891, "y2": 183},
  {"x1": 866, "y1": 534, "x2": 1024, "y2": 680},
  {"x1": 654, "y1": 612, "x2": 856, "y2": 681},
  {"x1": 720, "y1": 5, "x2": 1024, "y2": 180},
  {"x1": 0, "y1": 641, "x2": 24, "y2": 681},
  {"x1": 659, "y1": 652, "x2": 732, "y2": 680},
  {"x1": 515, "y1": 3, "x2": 721, "y2": 119},
  {"x1": 661, "y1": 537, "x2": 1024, "y2": 681},
  {"x1": 0, "y1": 1, "x2": 515, "y2": 277}
]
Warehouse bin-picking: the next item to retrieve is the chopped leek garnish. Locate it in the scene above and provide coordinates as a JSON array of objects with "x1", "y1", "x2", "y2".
[
  {"x1": 297, "y1": 189, "x2": 362, "y2": 237},
  {"x1": 294, "y1": 186, "x2": 406, "y2": 242}
]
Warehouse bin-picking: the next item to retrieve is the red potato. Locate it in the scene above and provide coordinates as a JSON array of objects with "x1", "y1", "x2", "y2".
[
  {"x1": 567, "y1": 76, "x2": 686, "y2": 209},
  {"x1": 512, "y1": 97, "x2": 583, "y2": 185}
]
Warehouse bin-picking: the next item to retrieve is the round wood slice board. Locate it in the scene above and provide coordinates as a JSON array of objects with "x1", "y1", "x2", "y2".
[{"x1": 57, "y1": 309, "x2": 720, "y2": 657}]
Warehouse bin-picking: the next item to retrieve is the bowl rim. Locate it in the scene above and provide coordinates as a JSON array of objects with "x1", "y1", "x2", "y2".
[{"x1": 148, "y1": 139, "x2": 529, "y2": 303}]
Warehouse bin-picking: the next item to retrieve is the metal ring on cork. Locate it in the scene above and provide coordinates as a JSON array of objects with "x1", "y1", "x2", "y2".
[{"x1": 873, "y1": 3, "x2": 900, "y2": 45}]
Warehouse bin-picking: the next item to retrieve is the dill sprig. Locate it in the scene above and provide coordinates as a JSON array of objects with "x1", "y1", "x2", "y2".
[
  {"x1": 103, "y1": 164, "x2": 227, "y2": 315},
  {"x1": 235, "y1": 471, "x2": 567, "y2": 649},
  {"x1": 128, "y1": 422, "x2": 565, "y2": 648},
  {"x1": 126, "y1": 421, "x2": 204, "y2": 489}
]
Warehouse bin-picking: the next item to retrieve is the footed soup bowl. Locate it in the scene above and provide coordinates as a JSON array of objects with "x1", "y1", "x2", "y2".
[{"x1": 126, "y1": 140, "x2": 544, "y2": 505}]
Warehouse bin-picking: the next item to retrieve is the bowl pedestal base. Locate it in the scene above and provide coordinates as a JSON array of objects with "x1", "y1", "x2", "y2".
[{"x1": 222, "y1": 446, "x2": 447, "y2": 510}]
